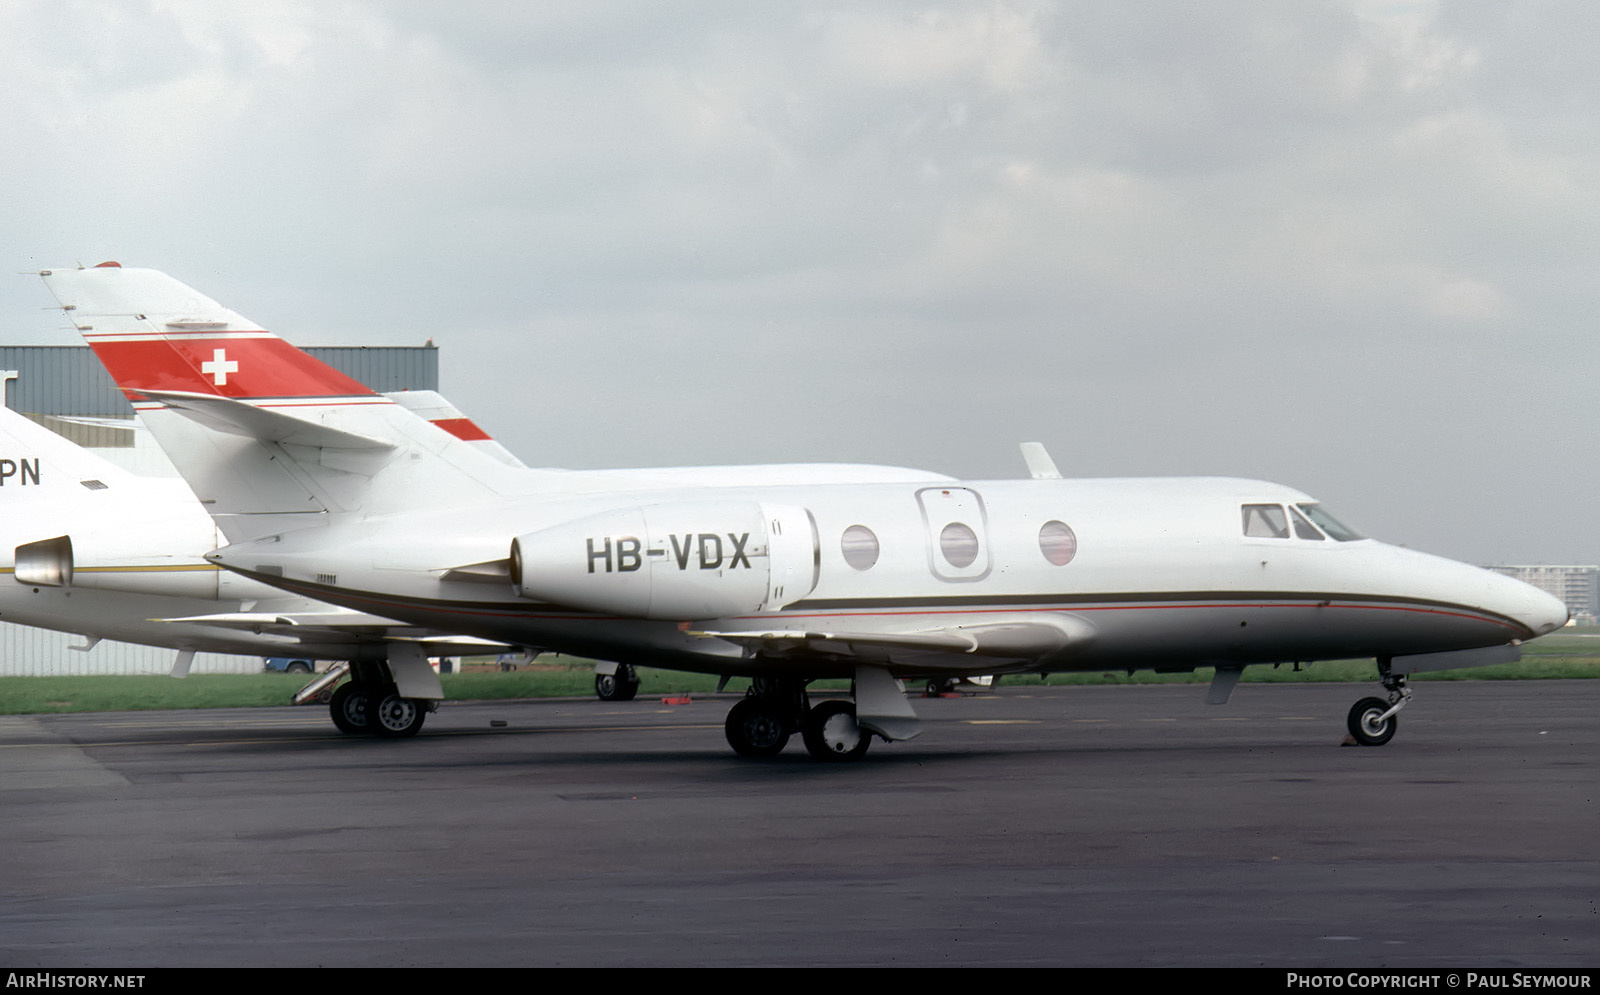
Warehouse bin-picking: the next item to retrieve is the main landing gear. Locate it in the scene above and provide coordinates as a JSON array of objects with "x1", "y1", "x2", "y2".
[
  {"x1": 329, "y1": 681, "x2": 371, "y2": 734},
  {"x1": 327, "y1": 657, "x2": 439, "y2": 738},
  {"x1": 595, "y1": 664, "x2": 640, "y2": 702},
  {"x1": 723, "y1": 678, "x2": 874, "y2": 762},
  {"x1": 1346, "y1": 663, "x2": 1411, "y2": 747}
]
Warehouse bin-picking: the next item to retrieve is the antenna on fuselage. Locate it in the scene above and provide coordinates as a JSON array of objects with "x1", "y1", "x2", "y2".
[{"x1": 1019, "y1": 441, "x2": 1061, "y2": 480}]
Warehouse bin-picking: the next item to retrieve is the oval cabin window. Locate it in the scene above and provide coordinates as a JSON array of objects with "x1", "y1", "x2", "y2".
[
  {"x1": 841, "y1": 525, "x2": 880, "y2": 571},
  {"x1": 939, "y1": 522, "x2": 980, "y2": 568},
  {"x1": 1038, "y1": 520, "x2": 1077, "y2": 566}
]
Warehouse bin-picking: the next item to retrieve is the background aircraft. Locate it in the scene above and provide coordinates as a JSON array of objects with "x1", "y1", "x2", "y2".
[
  {"x1": 0, "y1": 389, "x2": 509, "y2": 736},
  {"x1": 41, "y1": 264, "x2": 1569, "y2": 760}
]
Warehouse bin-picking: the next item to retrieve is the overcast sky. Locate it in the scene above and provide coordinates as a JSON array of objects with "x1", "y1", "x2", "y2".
[{"x1": 2, "y1": 1, "x2": 1595, "y2": 565}]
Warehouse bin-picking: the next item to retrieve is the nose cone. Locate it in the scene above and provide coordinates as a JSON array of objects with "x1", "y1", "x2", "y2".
[
  {"x1": 1368, "y1": 544, "x2": 1569, "y2": 645},
  {"x1": 1475, "y1": 568, "x2": 1569, "y2": 639}
]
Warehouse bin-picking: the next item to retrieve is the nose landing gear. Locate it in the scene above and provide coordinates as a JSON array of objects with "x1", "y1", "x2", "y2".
[{"x1": 1347, "y1": 664, "x2": 1410, "y2": 746}]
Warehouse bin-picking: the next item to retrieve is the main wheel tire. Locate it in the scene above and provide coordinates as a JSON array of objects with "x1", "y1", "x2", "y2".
[
  {"x1": 724, "y1": 697, "x2": 790, "y2": 758},
  {"x1": 802, "y1": 700, "x2": 871, "y2": 762},
  {"x1": 330, "y1": 682, "x2": 371, "y2": 735},
  {"x1": 372, "y1": 690, "x2": 427, "y2": 738},
  {"x1": 595, "y1": 672, "x2": 639, "y2": 702},
  {"x1": 1347, "y1": 696, "x2": 1397, "y2": 746}
]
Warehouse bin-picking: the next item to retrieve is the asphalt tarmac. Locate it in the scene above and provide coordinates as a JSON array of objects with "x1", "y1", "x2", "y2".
[{"x1": 1, "y1": 680, "x2": 1595, "y2": 968}]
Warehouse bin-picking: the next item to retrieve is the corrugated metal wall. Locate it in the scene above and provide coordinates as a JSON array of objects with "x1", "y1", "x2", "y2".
[
  {"x1": 0, "y1": 632, "x2": 257, "y2": 676},
  {"x1": 0, "y1": 345, "x2": 439, "y2": 676}
]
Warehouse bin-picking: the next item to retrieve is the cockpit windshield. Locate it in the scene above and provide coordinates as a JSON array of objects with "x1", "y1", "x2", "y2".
[
  {"x1": 1295, "y1": 504, "x2": 1366, "y2": 542},
  {"x1": 1241, "y1": 502, "x2": 1367, "y2": 542},
  {"x1": 1288, "y1": 506, "x2": 1325, "y2": 540}
]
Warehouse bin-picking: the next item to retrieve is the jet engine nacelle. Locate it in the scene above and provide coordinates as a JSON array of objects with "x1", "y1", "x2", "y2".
[
  {"x1": 510, "y1": 501, "x2": 819, "y2": 620},
  {"x1": 14, "y1": 534, "x2": 222, "y2": 599}
]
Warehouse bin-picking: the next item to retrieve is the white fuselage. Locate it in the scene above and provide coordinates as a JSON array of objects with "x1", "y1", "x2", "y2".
[{"x1": 206, "y1": 472, "x2": 1567, "y2": 679}]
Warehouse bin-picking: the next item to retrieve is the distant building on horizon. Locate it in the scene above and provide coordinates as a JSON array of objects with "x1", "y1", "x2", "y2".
[{"x1": 1483, "y1": 564, "x2": 1598, "y2": 626}]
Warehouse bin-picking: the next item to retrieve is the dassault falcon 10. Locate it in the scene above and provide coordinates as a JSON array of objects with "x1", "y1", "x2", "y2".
[{"x1": 39, "y1": 263, "x2": 1568, "y2": 760}]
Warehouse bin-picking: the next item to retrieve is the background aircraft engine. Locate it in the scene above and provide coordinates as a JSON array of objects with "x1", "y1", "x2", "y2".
[
  {"x1": 14, "y1": 534, "x2": 222, "y2": 599},
  {"x1": 510, "y1": 501, "x2": 818, "y2": 620}
]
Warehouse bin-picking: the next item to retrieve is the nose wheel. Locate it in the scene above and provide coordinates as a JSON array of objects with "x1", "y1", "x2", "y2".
[
  {"x1": 1347, "y1": 696, "x2": 1398, "y2": 745},
  {"x1": 1347, "y1": 668, "x2": 1410, "y2": 746}
]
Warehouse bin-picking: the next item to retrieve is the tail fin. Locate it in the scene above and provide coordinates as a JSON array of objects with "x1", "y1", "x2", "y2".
[
  {"x1": 44, "y1": 262, "x2": 379, "y2": 402},
  {"x1": 0, "y1": 406, "x2": 139, "y2": 497},
  {"x1": 384, "y1": 390, "x2": 527, "y2": 468},
  {"x1": 39, "y1": 264, "x2": 523, "y2": 542}
]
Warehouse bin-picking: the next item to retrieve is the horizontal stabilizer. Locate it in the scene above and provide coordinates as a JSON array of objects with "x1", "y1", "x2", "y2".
[{"x1": 141, "y1": 390, "x2": 395, "y2": 450}]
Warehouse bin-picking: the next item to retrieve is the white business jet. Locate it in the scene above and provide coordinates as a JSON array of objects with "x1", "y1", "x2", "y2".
[
  {"x1": 0, "y1": 383, "x2": 511, "y2": 735},
  {"x1": 39, "y1": 264, "x2": 1569, "y2": 761}
]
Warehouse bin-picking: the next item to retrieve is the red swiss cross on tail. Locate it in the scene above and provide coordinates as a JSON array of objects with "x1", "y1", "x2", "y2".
[
  {"x1": 40, "y1": 264, "x2": 377, "y2": 403},
  {"x1": 201, "y1": 348, "x2": 239, "y2": 385}
]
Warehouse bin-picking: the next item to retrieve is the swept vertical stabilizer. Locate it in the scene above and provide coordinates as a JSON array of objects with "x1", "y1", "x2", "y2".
[{"x1": 39, "y1": 264, "x2": 525, "y2": 542}]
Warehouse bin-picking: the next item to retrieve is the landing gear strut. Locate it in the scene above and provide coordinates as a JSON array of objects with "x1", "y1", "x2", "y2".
[{"x1": 1347, "y1": 663, "x2": 1410, "y2": 746}]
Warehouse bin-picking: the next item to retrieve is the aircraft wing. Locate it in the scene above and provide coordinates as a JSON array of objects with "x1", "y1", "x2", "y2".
[
  {"x1": 154, "y1": 610, "x2": 515, "y2": 654},
  {"x1": 692, "y1": 629, "x2": 981, "y2": 652},
  {"x1": 691, "y1": 615, "x2": 1091, "y2": 662},
  {"x1": 159, "y1": 609, "x2": 442, "y2": 628}
]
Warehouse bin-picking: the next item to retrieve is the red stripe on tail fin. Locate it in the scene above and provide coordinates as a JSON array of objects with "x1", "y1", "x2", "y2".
[
  {"x1": 42, "y1": 265, "x2": 378, "y2": 402},
  {"x1": 430, "y1": 417, "x2": 492, "y2": 442},
  {"x1": 89, "y1": 336, "x2": 377, "y2": 401}
]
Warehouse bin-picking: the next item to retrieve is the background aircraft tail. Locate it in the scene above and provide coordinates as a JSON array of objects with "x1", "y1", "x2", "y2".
[{"x1": 39, "y1": 263, "x2": 526, "y2": 543}]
